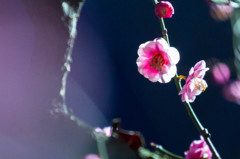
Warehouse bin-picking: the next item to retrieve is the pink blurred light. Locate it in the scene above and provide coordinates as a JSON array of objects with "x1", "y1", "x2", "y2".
[
  {"x1": 212, "y1": 62, "x2": 230, "y2": 84},
  {"x1": 84, "y1": 154, "x2": 101, "y2": 159},
  {"x1": 223, "y1": 80, "x2": 240, "y2": 105}
]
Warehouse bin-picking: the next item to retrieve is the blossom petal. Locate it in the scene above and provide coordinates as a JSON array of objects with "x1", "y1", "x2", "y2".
[
  {"x1": 155, "y1": 38, "x2": 169, "y2": 50},
  {"x1": 194, "y1": 68, "x2": 209, "y2": 79},
  {"x1": 194, "y1": 60, "x2": 206, "y2": 71},
  {"x1": 138, "y1": 41, "x2": 155, "y2": 57},
  {"x1": 188, "y1": 80, "x2": 195, "y2": 92},
  {"x1": 179, "y1": 85, "x2": 187, "y2": 95},
  {"x1": 166, "y1": 65, "x2": 177, "y2": 78},
  {"x1": 181, "y1": 93, "x2": 188, "y2": 102},
  {"x1": 147, "y1": 69, "x2": 160, "y2": 82},
  {"x1": 167, "y1": 47, "x2": 180, "y2": 65},
  {"x1": 188, "y1": 67, "x2": 194, "y2": 76},
  {"x1": 137, "y1": 58, "x2": 149, "y2": 69},
  {"x1": 149, "y1": 73, "x2": 160, "y2": 82},
  {"x1": 158, "y1": 73, "x2": 171, "y2": 83}
]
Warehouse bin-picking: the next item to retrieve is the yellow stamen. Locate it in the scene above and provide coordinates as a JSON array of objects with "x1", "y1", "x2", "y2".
[{"x1": 202, "y1": 86, "x2": 207, "y2": 92}]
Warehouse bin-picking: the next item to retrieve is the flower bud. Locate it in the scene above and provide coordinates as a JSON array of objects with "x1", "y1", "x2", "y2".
[{"x1": 154, "y1": 1, "x2": 174, "y2": 18}]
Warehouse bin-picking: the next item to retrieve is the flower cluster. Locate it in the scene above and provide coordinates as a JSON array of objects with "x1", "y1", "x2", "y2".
[
  {"x1": 135, "y1": 1, "x2": 219, "y2": 158},
  {"x1": 137, "y1": 1, "x2": 209, "y2": 103},
  {"x1": 137, "y1": 39, "x2": 209, "y2": 102}
]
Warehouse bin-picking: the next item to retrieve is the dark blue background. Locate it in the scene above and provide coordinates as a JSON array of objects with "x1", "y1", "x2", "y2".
[{"x1": 67, "y1": 0, "x2": 240, "y2": 158}]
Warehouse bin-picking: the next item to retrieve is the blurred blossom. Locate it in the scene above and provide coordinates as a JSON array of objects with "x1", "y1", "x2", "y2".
[
  {"x1": 95, "y1": 126, "x2": 112, "y2": 137},
  {"x1": 209, "y1": 3, "x2": 233, "y2": 21},
  {"x1": 154, "y1": 1, "x2": 174, "y2": 18},
  {"x1": 212, "y1": 62, "x2": 230, "y2": 84},
  {"x1": 179, "y1": 60, "x2": 209, "y2": 103},
  {"x1": 84, "y1": 154, "x2": 101, "y2": 159},
  {"x1": 137, "y1": 38, "x2": 180, "y2": 83},
  {"x1": 185, "y1": 136, "x2": 212, "y2": 159},
  {"x1": 223, "y1": 80, "x2": 240, "y2": 104}
]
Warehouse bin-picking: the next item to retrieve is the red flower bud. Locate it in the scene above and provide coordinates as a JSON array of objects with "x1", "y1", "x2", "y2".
[{"x1": 154, "y1": 1, "x2": 174, "y2": 18}]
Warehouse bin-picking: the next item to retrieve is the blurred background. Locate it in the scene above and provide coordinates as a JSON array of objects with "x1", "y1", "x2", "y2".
[{"x1": 0, "y1": 0, "x2": 239, "y2": 158}]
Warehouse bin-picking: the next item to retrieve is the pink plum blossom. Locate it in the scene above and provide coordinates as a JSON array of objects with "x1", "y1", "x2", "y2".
[
  {"x1": 223, "y1": 80, "x2": 240, "y2": 105},
  {"x1": 137, "y1": 38, "x2": 180, "y2": 83},
  {"x1": 95, "y1": 126, "x2": 112, "y2": 137},
  {"x1": 212, "y1": 62, "x2": 230, "y2": 84},
  {"x1": 179, "y1": 60, "x2": 209, "y2": 103},
  {"x1": 155, "y1": 1, "x2": 174, "y2": 18},
  {"x1": 84, "y1": 154, "x2": 101, "y2": 159},
  {"x1": 185, "y1": 136, "x2": 212, "y2": 159}
]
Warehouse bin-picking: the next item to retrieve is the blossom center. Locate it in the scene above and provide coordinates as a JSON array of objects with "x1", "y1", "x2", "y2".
[
  {"x1": 150, "y1": 54, "x2": 164, "y2": 71},
  {"x1": 161, "y1": 9, "x2": 167, "y2": 16},
  {"x1": 194, "y1": 78, "x2": 207, "y2": 92}
]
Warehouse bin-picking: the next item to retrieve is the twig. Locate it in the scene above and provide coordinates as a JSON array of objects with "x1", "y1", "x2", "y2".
[
  {"x1": 59, "y1": 1, "x2": 110, "y2": 159},
  {"x1": 151, "y1": 1, "x2": 222, "y2": 159},
  {"x1": 150, "y1": 142, "x2": 184, "y2": 159}
]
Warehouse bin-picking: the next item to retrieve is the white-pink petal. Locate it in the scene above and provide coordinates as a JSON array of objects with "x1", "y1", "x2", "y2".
[
  {"x1": 181, "y1": 93, "x2": 188, "y2": 102},
  {"x1": 166, "y1": 65, "x2": 177, "y2": 78},
  {"x1": 194, "y1": 68, "x2": 209, "y2": 79},
  {"x1": 188, "y1": 80, "x2": 195, "y2": 92},
  {"x1": 139, "y1": 41, "x2": 151, "y2": 49},
  {"x1": 155, "y1": 38, "x2": 169, "y2": 50},
  {"x1": 138, "y1": 41, "x2": 152, "y2": 56},
  {"x1": 146, "y1": 70, "x2": 159, "y2": 82},
  {"x1": 194, "y1": 60, "x2": 206, "y2": 71},
  {"x1": 158, "y1": 73, "x2": 172, "y2": 83},
  {"x1": 188, "y1": 68, "x2": 194, "y2": 76},
  {"x1": 179, "y1": 85, "x2": 186, "y2": 95},
  {"x1": 188, "y1": 95, "x2": 196, "y2": 103},
  {"x1": 167, "y1": 47, "x2": 180, "y2": 65}
]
